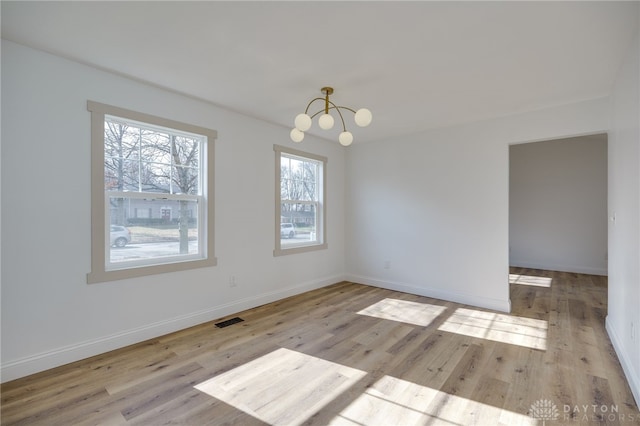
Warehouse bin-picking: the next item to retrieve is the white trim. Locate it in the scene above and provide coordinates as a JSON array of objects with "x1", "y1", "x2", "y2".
[
  {"x1": 87, "y1": 100, "x2": 217, "y2": 284},
  {"x1": 0, "y1": 275, "x2": 344, "y2": 383},
  {"x1": 509, "y1": 260, "x2": 607, "y2": 276},
  {"x1": 274, "y1": 144, "x2": 328, "y2": 164},
  {"x1": 346, "y1": 274, "x2": 512, "y2": 313},
  {"x1": 606, "y1": 316, "x2": 640, "y2": 407},
  {"x1": 273, "y1": 144, "x2": 328, "y2": 257}
]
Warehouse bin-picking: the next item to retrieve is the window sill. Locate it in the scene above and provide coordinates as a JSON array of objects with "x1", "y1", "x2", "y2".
[
  {"x1": 87, "y1": 256, "x2": 217, "y2": 284},
  {"x1": 273, "y1": 243, "x2": 327, "y2": 257}
]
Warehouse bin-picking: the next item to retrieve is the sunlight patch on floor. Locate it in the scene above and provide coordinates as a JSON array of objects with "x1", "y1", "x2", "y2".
[
  {"x1": 509, "y1": 273, "x2": 552, "y2": 287},
  {"x1": 194, "y1": 348, "x2": 366, "y2": 425},
  {"x1": 438, "y1": 308, "x2": 548, "y2": 350},
  {"x1": 357, "y1": 298, "x2": 447, "y2": 327},
  {"x1": 330, "y1": 375, "x2": 537, "y2": 425}
]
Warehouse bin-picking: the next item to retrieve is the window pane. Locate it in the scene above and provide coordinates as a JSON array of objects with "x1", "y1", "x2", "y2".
[
  {"x1": 104, "y1": 119, "x2": 139, "y2": 160},
  {"x1": 141, "y1": 131, "x2": 171, "y2": 165},
  {"x1": 104, "y1": 121, "x2": 141, "y2": 192},
  {"x1": 108, "y1": 196, "x2": 199, "y2": 267},
  {"x1": 173, "y1": 165, "x2": 199, "y2": 194},
  {"x1": 281, "y1": 155, "x2": 320, "y2": 202},
  {"x1": 173, "y1": 136, "x2": 200, "y2": 167},
  {"x1": 280, "y1": 203, "x2": 317, "y2": 246},
  {"x1": 106, "y1": 159, "x2": 141, "y2": 191},
  {"x1": 141, "y1": 161, "x2": 172, "y2": 193}
]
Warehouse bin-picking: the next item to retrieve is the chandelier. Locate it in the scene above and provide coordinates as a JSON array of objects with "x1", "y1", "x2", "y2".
[{"x1": 290, "y1": 87, "x2": 372, "y2": 146}]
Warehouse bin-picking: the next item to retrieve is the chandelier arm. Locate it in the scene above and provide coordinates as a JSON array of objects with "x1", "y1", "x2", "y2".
[
  {"x1": 327, "y1": 102, "x2": 347, "y2": 132},
  {"x1": 304, "y1": 97, "x2": 325, "y2": 114},
  {"x1": 308, "y1": 109, "x2": 324, "y2": 120},
  {"x1": 307, "y1": 105, "x2": 351, "y2": 131},
  {"x1": 333, "y1": 105, "x2": 356, "y2": 114}
]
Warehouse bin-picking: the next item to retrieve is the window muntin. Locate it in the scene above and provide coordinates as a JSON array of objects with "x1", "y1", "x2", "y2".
[
  {"x1": 274, "y1": 145, "x2": 327, "y2": 256},
  {"x1": 88, "y1": 101, "x2": 216, "y2": 283}
]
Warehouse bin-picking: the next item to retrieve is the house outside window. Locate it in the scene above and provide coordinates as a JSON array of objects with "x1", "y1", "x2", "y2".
[
  {"x1": 274, "y1": 145, "x2": 327, "y2": 256},
  {"x1": 88, "y1": 101, "x2": 216, "y2": 283}
]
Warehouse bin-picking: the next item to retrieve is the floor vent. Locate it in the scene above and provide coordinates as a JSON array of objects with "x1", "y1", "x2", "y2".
[{"x1": 215, "y1": 317, "x2": 245, "y2": 328}]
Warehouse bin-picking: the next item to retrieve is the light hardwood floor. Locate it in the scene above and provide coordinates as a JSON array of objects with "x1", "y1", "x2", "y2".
[{"x1": 2, "y1": 268, "x2": 638, "y2": 425}]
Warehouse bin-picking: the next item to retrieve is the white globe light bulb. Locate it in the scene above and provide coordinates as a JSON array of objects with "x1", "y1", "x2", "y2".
[
  {"x1": 318, "y1": 113, "x2": 334, "y2": 130},
  {"x1": 355, "y1": 108, "x2": 372, "y2": 127},
  {"x1": 294, "y1": 113, "x2": 312, "y2": 131},
  {"x1": 290, "y1": 128, "x2": 304, "y2": 143},
  {"x1": 339, "y1": 131, "x2": 353, "y2": 146}
]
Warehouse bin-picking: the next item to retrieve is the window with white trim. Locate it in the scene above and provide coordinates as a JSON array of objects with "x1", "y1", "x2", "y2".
[
  {"x1": 88, "y1": 101, "x2": 216, "y2": 283},
  {"x1": 274, "y1": 145, "x2": 327, "y2": 256}
]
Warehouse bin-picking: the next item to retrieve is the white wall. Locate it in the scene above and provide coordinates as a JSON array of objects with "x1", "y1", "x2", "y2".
[
  {"x1": 606, "y1": 15, "x2": 640, "y2": 405},
  {"x1": 345, "y1": 98, "x2": 609, "y2": 313},
  {"x1": 0, "y1": 41, "x2": 346, "y2": 382},
  {"x1": 509, "y1": 135, "x2": 608, "y2": 275}
]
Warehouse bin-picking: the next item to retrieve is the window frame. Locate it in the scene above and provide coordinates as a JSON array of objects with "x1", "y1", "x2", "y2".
[
  {"x1": 87, "y1": 101, "x2": 217, "y2": 284},
  {"x1": 274, "y1": 144, "x2": 327, "y2": 256}
]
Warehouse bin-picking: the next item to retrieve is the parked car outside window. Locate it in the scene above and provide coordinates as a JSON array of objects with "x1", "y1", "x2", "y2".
[
  {"x1": 110, "y1": 225, "x2": 131, "y2": 247},
  {"x1": 280, "y1": 223, "x2": 296, "y2": 239}
]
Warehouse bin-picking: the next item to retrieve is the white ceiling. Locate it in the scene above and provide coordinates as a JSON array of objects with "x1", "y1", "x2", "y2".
[{"x1": 2, "y1": 1, "x2": 638, "y2": 144}]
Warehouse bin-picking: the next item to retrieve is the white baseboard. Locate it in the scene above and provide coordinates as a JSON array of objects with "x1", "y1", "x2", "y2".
[
  {"x1": 510, "y1": 260, "x2": 607, "y2": 276},
  {"x1": 0, "y1": 275, "x2": 343, "y2": 383},
  {"x1": 345, "y1": 274, "x2": 511, "y2": 313},
  {"x1": 606, "y1": 316, "x2": 640, "y2": 407}
]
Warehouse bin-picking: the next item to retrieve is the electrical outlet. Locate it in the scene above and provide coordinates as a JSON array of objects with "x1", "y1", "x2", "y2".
[
  {"x1": 229, "y1": 276, "x2": 237, "y2": 287},
  {"x1": 384, "y1": 260, "x2": 391, "y2": 269}
]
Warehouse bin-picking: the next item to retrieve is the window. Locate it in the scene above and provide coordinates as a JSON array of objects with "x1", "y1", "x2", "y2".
[
  {"x1": 274, "y1": 145, "x2": 327, "y2": 256},
  {"x1": 88, "y1": 101, "x2": 216, "y2": 283}
]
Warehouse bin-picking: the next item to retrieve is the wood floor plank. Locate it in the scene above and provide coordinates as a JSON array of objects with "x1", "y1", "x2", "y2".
[
  {"x1": 439, "y1": 342, "x2": 491, "y2": 398},
  {"x1": 117, "y1": 362, "x2": 208, "y2": 421},
  {"x1": 463, "y1": 376, "x2": 510, "y2": 425},
  {"x1": 2, "y1": 272, "x2": 638, "y2": 425},
  {"x1": 126, "y1": 391, "x2": 213, "y2": 426}
]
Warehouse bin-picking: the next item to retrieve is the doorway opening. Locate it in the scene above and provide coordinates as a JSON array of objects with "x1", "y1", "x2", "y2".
[{"x1": 508, "y1": 134, "x2": 608, "y2": 303}]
